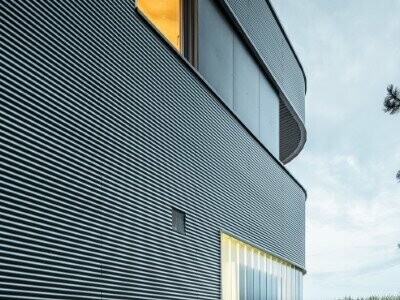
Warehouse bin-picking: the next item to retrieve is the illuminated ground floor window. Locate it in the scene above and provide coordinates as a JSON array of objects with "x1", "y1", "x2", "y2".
[{"x1": 221, "y1": 233, "x2": 303, "y2": 300}]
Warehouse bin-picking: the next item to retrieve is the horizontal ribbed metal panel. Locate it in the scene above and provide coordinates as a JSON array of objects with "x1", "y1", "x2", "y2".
[
  {"x1": 220, "y1": 0, "x2": 307, "y2": 163},
  {"x1": 280, "y1": 100, "x2": 302, "y2": 162},
  {"x1": 0, "y1": 0, "x2": 306, "y2": 299},
  {"x1": 222, "y1": 0, "x2": 306, "y2": 122}
]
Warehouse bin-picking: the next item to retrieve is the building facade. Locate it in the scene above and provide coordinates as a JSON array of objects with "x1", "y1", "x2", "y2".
[{"x1": 0, "y1": 0, "x2": 307, "y2": 299}]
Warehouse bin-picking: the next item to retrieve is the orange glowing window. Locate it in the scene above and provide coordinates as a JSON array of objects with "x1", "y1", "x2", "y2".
[{"x1": 137, "y1": 0, "x2": 182, "y2": 51}]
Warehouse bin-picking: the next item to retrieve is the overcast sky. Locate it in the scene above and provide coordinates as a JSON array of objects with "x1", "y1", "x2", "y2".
[{"x1": 270, "y1": 1, "x2": 400, "y2": 299}]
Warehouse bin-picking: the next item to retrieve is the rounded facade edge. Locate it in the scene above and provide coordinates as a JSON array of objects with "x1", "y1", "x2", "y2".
[
  {"x1": 264, "y1": 0, "x2": 309, "y2": 163},
  {"x1": 280, "y1": 92, "x2": 307, "y2": 164},
  {"x1": 265, "y1": 0, "x2": 308, "y2": 93},
  {"x1": 219, "y1": 0, "x2": 307, "y2": 161}
]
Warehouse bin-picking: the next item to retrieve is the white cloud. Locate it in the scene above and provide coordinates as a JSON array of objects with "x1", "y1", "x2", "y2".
[{"x1": 291, "y1": 151, "x2": 400, "y2": 299}]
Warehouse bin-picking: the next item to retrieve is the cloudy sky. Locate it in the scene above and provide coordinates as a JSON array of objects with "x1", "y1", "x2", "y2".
[{"x1": 271, "y1": 1, "x2": 400, "y2": 299}]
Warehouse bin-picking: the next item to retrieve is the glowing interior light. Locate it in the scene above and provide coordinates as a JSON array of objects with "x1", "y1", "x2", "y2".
[
  {"x1": 137, "y1": 0, "x2": 181, "y2": 51},
  {"x1": 221, "y1": 232, "x2": 303, "y2": 300}
]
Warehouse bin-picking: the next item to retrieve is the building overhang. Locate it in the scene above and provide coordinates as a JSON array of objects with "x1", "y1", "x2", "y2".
[{"x1": 219, "y1": 0, "x2": 307, "y2": 164}]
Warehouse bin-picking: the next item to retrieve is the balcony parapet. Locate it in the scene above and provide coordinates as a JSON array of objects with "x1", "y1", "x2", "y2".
[{"x1": 220, "y1": 0, "x2": 307, "y2": 163}]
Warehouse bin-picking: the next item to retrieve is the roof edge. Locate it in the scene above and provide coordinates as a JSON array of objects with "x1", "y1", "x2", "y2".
[{"x1": 265, "y1": 0, "x2": 307, "y2": 93}]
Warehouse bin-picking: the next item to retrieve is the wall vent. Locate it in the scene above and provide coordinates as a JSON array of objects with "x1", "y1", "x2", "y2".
[{"x1": 172, "y1": 208, "x2": 186, "y2": 234}]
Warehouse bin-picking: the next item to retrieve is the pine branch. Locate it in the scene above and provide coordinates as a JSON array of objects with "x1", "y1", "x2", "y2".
[
  {"x1": 383, "y1": 84, "x2": 400, "y2": 114},
  {"x1": 382, "y1": 85, "x2": 400, "y2": 183}
]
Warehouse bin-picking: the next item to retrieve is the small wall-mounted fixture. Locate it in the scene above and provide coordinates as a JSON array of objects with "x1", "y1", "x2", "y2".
[{"x1": 171, "y1": 208, "x2": 186, "y2": 234}]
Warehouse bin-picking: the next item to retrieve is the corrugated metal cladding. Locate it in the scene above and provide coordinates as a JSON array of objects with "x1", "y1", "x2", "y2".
[
  {"x1": 280, "y1": 101, "x2": 302, "y2": 164},
  {"x1": 222, "y1": 0, "x2": 306, "y2": 123},
  {"x1": 221, "y1": 0, "x2": 306, "y2": 163},
  {"x1": 0, "y1": 1, "x2": 306, "y2": 299}
]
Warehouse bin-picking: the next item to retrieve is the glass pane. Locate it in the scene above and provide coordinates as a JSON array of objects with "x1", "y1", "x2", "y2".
[
  {"x1": 282, "y1": 264, "x2": 287, "y2": 300},
  {"x1": 273, "y1": 259, "x2": 278, "y2": 300},
  {"x1": 266, "y1": 256, "x2": 272, "y2": 300},
  {"x1": 137, "y1": 0, "x2": 181, "y2": 50},
  {"x1": 277, "y1": 260, "x2": 281, "y2": 300},
  {"x1": 260, "y1": 254, "x2": 266, "y2": 300},
  {"x1": 221, "y1": 233, "x2": 303, "y2": 300},
  {"x1": 292, "y1": 268, "x2": 296, "y2": 300},
  {"x1": 239, "y1": 243, "x2": 246, "y2": 300},
  {"x1": 288, "y1": 265, "x2": 292, "y2": 300},
  {"x1": 246, "y1": 248, "x2": 254, "y2": 300},
  {"x1": 232, "y1": 240, "x2": 239, "y2": 300},
  {"x1": 300, "y1": 272, "x2": 303, "y2": 300},
  {"x1": 254, "y1": 251, "x2": 260, "y2": 300}
]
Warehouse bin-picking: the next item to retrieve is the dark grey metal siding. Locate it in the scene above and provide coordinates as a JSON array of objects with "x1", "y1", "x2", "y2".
[
  {"x1": 220, "y1": 0, "x2": 307, "y2": 163},
  {"x1": 198, "y1": 0, "x2": 281, "y2": 158},
  {"x1": 198, "y1": 0, "x2": 234, "y2": 109},
  {"x1": 0, "y1": 1, "x2": 306, "y2": 299},
  {"x1": 260, "y1": 74, "x2": 280, "y2": 158},
  {"x1": 233, "y1": 33, "x2": 260, "y2": 137},
  {"x1": 222, "y1": 0, "x2": 306, "y2": 123}
]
